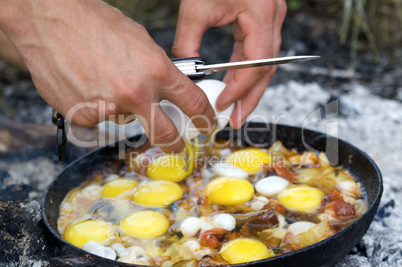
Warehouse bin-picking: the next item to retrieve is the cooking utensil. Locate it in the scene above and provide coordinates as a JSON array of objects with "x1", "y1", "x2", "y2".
[{"x1": 42, "y1": 123, "x2": 382, "y2": 267}]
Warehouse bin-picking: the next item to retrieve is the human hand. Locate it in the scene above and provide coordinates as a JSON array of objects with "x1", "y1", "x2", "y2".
[
  {"x1": 0, "y1": 0, "x2": 216, "y2": 153},
  {"x1": 172, "y1": 0, "x2": 287, "y2": 129}
]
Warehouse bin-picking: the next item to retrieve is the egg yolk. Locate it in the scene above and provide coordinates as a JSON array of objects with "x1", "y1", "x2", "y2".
[
  {"x1": 64, "y1": 220, "x2": 113, "y2": 248},
  {"x1": 147, "y1": 141, "x2": 194, "y2": 182},
  {"x1": 133, "y1": 180, "x2": 183, "y2": 207},
  {"x1": 205, "y1": 177, "x2": 254, "y2": 205},
  {"x1": 147, "y1": 154, "x2": 190, "y2": 182},
  {"x1": 220, "y1": 238, "x2": 273, "y2": 264},
  {"x1": 121, "y1": 210, "x2": 169, "y2": 239},
  {"x1": 278, "y1": 185, "x2": 324, "y2": 213},
  {"x1": 226, "y1": 148, "x2": 272, "y2": 173},
  {"x1": 101, "y1": 178, "x2": 139, "y2": 198}
]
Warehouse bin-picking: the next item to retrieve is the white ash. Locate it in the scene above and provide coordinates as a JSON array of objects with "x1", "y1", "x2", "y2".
[{"x1": 0, "y1": 157, "x2": 64, "y2": 201}]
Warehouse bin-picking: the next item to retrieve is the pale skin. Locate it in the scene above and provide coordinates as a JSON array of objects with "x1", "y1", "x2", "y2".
[{"x1": 0, "y1": 0, "x2": 286, "y2": 153}]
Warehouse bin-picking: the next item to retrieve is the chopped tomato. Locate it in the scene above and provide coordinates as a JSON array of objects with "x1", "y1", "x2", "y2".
[{"x1": 199, "y1": 228, "x2": 232, "y2": 250}]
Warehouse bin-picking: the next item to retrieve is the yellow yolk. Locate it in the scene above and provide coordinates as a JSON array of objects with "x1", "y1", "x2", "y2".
[
  {"x1": 147, "y1": 141, "x2": 194, "y2": 182},
  {"x1": 120, "y1": 210, "x2": 169, "y2": 239},
  {"x1": 205, "y1": 177, "x2": 254, "y2": 205},
  {"x1": 101, "y1": 178, "x2": 139, "y2": 198},
  {"x1": 220, "y1": 238, "x2": 274, "y2": 264},
  {"x1": 147, "y1": 155, "x2": 189, "y2": 182},
  {"x1": 133, "y1": 180, "x2": 183, "y2": 207},
  {"x1": 226, "y1": 148, "x2": 272, "y2": 173},
  {"x1": 278, "y1": 185, "x2": 324, "y2": 213},
  {"x1": 64, "y1": 220, "x2": 113, "y2": 248}
]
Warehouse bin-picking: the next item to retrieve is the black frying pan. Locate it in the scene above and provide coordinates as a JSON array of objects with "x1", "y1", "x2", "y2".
[{"x1": 42, "y1": 123, "x2": 383, "y2": 266}]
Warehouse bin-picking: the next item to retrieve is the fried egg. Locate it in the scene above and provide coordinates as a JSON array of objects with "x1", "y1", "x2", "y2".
[
  {"x1": 180, "y1": 217, "x2": 202, "y2": 238},
  {"x1": 254, "y1": 175, "x2": 289, "y2": 197},
  {"x1": 226, "y1": 148, "x2": 272, "y2": 174},
  {"x1": 147, "y1": 154, "x2": 190, "y2": 182},
  {"x1": 147, "y1": 141, "x2": 194, "y2": 182},
  {"x1": 120, "y1": 210, "x2": 169, "y2": 239},
  {"x1": 133, "y1": 180, "x2": 183, "y2": 207},
  {"x1": 64, "y1": 220, "x2": 114, "y2": 248},
  {"x1": 211, "y1": 162, "x2": 248, "y2": 179},
  {"x1": 213, "y1": 213, "x2": 236, "y2": 231},
  {"x1": 205, "y1": 177, "x2": 254, "y2": 205},
  {"x1": 220, "y1": 238, "x2": 274, "y2": 264},
  {"x1": 278, "y1": 185, "x2": 324, "y2": 213},
  {"x1": 101, "y1": 178, "x2": 139, "y2": 198},
  {"x1": 287, "y1": 221, "x2": 316, "y2": 235},
  {"x1": 82, "y1": 241, "x2": 117, "y2": 260}
]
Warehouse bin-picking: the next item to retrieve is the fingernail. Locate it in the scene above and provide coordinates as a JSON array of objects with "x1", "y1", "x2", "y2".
[
  {"x1": 220, "y1": 102, "x2": 233, "y2": 112},
  {"x1": 160, "y1": 140, "x2": 185, "y2": 154},
  {"x1": 231, "y1": 118, "x2": 245, "y2": 130},
  {"x1": 198, "y1": 121, "x2": 217, "y2": 135},
  {"x1": 240, "y1": 118, "x2": 246, "y2": 127}
]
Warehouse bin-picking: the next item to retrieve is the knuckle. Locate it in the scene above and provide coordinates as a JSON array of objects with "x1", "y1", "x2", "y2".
[
  {"x1": 190, "y1": 92, "x2": 210, "y2": 116},
  {"x1": 280, "y1": 0, "x2": 288, "y2": 13},
  {"x1": 118, "y1": 82, "x2": 151, "y2": 110},
  {"x1": 153, "y1": 127, "x2": 178, "y2": 145},
  {"x1": 69, "y1": 109, "x2": 98, "y2": 127},
  {"x1": 268, "y1": 65, "x2": 278, "y2": 76},
  {"x1": 171, "y1": 45, "x2": 182, "y2": 58},
  {"x1": 149, "y1": 61, "x2": 170, "y2": 81},
  {"x1": 278, "y1": 0, "x2": 288, "y2": 19},
  {"x1": 136, "y1": 23, "x2": 147, "y2": 33},
  {"x1": 255, "y1": 66, "x2": 271, "y2": 77}
]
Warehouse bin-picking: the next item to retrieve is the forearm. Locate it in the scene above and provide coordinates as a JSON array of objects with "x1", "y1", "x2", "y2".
[
  {"x1": 0, "y1": 0, "x2": 115, "y2": 64},
  {"x1": 0, "y1": 0, "x2": 127, "y2": 116}
]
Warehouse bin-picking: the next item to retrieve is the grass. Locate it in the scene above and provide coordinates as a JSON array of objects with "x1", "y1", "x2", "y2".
[
  {"x1": 332, "y1": 0, "x2": 401, "y2": 68},
  {"x1": 288, "y1": 0, "x2": 401, "y2": 69}
]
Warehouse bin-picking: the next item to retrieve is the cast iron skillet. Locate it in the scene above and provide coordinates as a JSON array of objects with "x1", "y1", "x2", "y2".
[{"x1": 42, "y1": 123, "x2": 383, "y2": 266}]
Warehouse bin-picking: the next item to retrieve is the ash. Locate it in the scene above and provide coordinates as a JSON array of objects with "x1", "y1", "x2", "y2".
[{"x1": 1, "y1": 6, "x2": 402, "y2": 267}]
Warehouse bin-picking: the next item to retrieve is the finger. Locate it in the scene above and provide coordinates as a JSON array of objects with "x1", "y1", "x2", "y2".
[
  {"x1": 229, "y1": 69, "x2": 276, "y2": 129},
  {"x1": 159, "y1": 72, "x2": 216, "y2": 134},
  {"x1": 223, "y1": 37, "x2": 245, "y2": 85},
  {"x1": 272, "y1": 0, "x2": 287, "y2": 57},
  {"x1": 217, "y1": 15, "x2": 274, "y2": 111},
  {"x1": 228, "y1": 0, "x2": 286, "y2": 129},
  {"x1": 172, "y1": 1, "x2": 238, "y2": 58},
  {"x1": 218, "y1": 64, "x2": 273, "y2": 111},
  {"x1": 135, "y1": 104, "x2": 185, "y2": 154},
  {"x1": 171, "y1": 3, "x2": 209, "y2": 58}
]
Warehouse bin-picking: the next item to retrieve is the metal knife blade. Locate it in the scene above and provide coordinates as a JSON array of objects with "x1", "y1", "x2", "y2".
[{"x1": 196, "y1": 55, "x2": 320, "y2": 75}]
